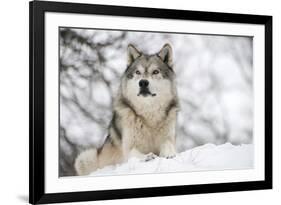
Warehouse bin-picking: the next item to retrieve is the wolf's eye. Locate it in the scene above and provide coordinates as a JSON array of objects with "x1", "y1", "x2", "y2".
[
  {"x1": 152, "y1": 70, "x2": 159, "y2": 75},
  {"x1": 136, "y1": 70, "x2": 141, "y2": 75}
]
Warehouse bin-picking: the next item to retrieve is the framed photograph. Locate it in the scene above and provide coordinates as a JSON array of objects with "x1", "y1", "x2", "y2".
[{"x1": 29, "y1": 0, "x2": 272, "y2": 204}]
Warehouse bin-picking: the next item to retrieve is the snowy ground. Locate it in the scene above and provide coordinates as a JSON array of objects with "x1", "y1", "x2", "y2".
[{"x1": 90, "y1": 143, "x2": 254, "y2": 176}]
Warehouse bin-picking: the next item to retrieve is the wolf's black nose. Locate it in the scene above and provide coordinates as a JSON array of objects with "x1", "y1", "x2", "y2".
[{"x1": 139, "y1": 79, "x2": 149, "y2": 88}]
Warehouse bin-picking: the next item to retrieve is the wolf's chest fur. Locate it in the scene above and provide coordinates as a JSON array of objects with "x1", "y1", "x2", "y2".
[
  {"x1": 130, "y1": 115, "x2": 174, "y2": 154},
  {"x1": 116, "y1": 98, "x2": 177, "y2": 155}
]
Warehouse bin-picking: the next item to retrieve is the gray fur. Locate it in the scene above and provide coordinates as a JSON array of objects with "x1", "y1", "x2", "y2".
[
  {"x1": 75, "y1": 43, "x2": 179, "y2": 176},
  {"x1": 110, "y1": 112, "x2": 122, "y2": 140}
]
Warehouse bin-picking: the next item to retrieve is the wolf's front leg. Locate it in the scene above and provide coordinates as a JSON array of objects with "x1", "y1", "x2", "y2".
[{"x1": 159, "y1": 140, "x2": 176, "y2": 159}]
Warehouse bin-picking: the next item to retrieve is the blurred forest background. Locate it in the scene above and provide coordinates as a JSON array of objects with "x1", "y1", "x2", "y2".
[{"x1": 59, "y1": 28, "x2": 253, "y2": 176}]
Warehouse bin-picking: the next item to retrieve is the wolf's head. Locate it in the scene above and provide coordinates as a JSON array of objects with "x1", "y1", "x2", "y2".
[{"x1": 120, "y1": 44, "x2": 178, "y2": 112}]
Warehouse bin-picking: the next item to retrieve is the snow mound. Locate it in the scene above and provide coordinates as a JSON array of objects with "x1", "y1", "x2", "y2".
[{"x1": 90, "y1": 143, "x2": 253, "y2": 176}]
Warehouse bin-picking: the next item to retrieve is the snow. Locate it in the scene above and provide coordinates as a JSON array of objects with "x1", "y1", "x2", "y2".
[{"x1": 90, "y1": 143, "x2": 253, "y2": 176}]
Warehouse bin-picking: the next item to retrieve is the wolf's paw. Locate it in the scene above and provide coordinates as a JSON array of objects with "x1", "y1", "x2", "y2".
[
  {"x1": 160, "y1": 142, "x2": 176, "y2": 159},
  {"x1": 164, "y1": 154, "x2": 176, "y2": 159},
  {"x1": 160, "y1": 151, "x2": 176, "y2": 159},
  {"x1": 144, "y1": 153, "x2": 157, "y2": 162}
]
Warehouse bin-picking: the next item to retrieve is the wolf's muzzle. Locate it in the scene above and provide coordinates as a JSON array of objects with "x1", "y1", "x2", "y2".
[{"x1": 138, "y1": 79, "x2": 156, "y2": 97}]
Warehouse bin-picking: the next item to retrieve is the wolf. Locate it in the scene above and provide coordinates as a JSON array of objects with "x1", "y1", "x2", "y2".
[{"x1": 75, "y1": 43, "x2": 179, "y2": 175}]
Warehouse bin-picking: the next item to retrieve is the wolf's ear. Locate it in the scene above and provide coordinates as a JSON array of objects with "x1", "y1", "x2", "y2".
[
  {"x1": 127, "y1": 44, "x2": 141, "y2": 66},
  {"x1": 158, "y1": 44, "x2": 173, "y2": 68}
]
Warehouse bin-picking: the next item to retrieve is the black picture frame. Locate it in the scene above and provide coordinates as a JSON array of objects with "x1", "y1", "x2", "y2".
[{"x1": 29, "y1": 0, "x2": 272, "y2": 204}]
